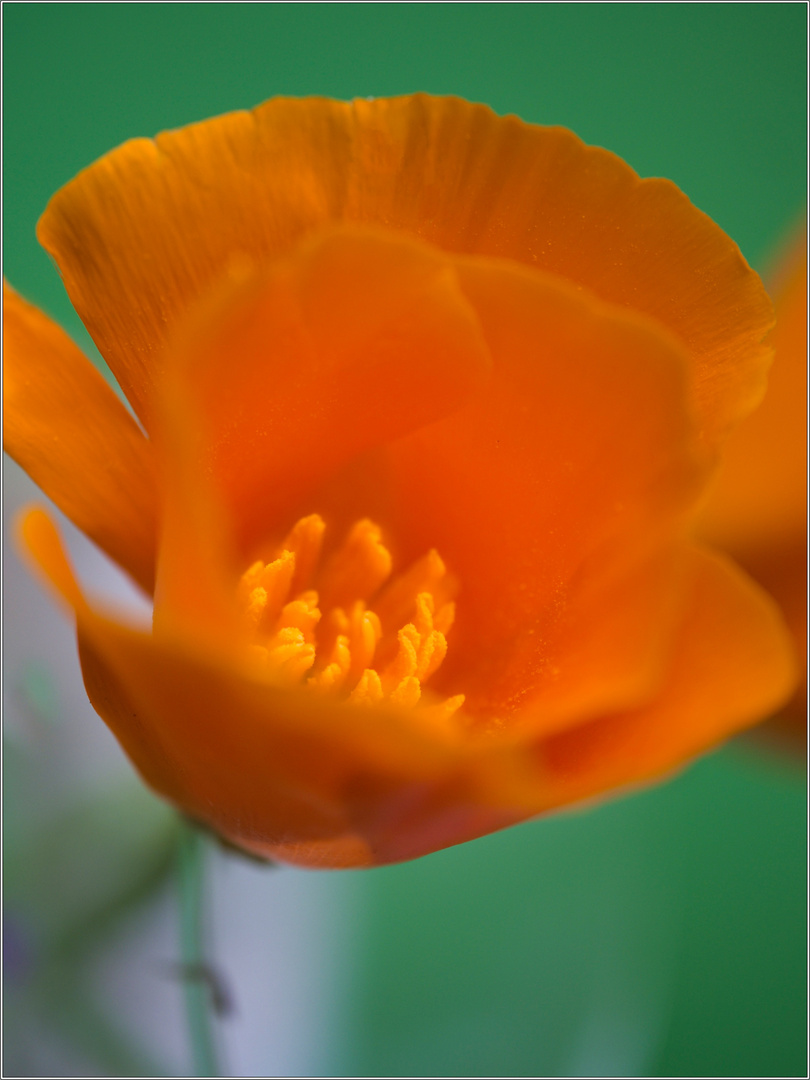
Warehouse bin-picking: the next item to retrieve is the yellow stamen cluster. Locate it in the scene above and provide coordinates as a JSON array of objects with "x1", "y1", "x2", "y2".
[{"x1": 238, "y1": 515, "x2": 464, "y2": 722}]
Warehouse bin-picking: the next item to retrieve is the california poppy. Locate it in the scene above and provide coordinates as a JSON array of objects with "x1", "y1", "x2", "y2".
[{"x1": 4, "y1": 95, "x2": 796, "y2": 868}]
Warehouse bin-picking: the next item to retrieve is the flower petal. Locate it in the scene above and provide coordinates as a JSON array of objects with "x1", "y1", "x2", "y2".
[
  {"x1": 38, "y1": 95, "x2": 771, "y2": 439},
  {"x1": 3, "y1": 283, "x2": 157, "y2": 592},
  {"x1": 154, "y1": 225, "x2": 491, "y2": 573},
  {"x1": 538, "y1": 546, "x2": 799, "y2": 805},
  {"x1": 354, "y1": 255, "x2": 709, "y2": 724}
]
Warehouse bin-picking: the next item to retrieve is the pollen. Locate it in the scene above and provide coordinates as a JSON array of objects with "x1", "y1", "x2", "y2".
[{"x1": 238, "y1": 515, "x2": 464, "y2": 724}]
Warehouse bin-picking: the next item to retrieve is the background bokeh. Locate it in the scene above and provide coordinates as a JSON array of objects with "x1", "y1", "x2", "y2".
[{"x1": 3, "y1": 4, "x2": 806, "y2": 1077}]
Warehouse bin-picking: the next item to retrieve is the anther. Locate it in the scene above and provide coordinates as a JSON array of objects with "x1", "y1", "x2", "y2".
[
  {"x1": 318, "y1": 519, "x2": 392, "y2": 611},
  {"x1": 237, "y1": 515, "x2": 464, "y2": 723}
]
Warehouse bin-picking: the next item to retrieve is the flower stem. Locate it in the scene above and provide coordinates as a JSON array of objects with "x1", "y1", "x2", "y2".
[{"x1": 177, "y1": 819, "x2": 219, "y2": 1077}]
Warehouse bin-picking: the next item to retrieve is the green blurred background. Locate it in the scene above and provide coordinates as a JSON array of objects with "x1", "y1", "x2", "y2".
[{"x1": 3, "y1": 3, "x2": 806, "y2": 1077}]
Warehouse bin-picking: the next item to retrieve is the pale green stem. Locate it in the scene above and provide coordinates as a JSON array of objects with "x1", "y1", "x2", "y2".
[{"x1": 177, "y1": 819, "x2": 220, "y2": 1077}]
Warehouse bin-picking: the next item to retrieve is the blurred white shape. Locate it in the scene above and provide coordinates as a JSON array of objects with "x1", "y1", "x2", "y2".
[
  {"x1": 563, "y1": 869, "x2": 675, "y2": 1078},
  {"x1": 89, "y1": 844, "x2": 362, "y2": 1076},
  {"x1": 212, "y1": 855, "x2": 361, "y2": 1076},
  {"x1": 566, "y1": 990, "x2": 666, "y2": 1078}
]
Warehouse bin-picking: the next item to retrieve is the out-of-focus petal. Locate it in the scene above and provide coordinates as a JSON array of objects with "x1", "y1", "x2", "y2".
[
  {"x1": 734, "y1": 539, "x2": 807, "y2": 748},
  {"x1": 538, "y1": 546, "x2": 799, "y2": 805},
  {"x1": 4, "y1": 283, "x2": 157, "y2": 592},
  {"x1": 700, "y1": 223, "x2": 807, "y2": 739},
  {"x1": 18, "y1": 506, "x2": 87, "y2": 612},
  {"x1": 38, "y1": 95, "x2": 771, "y2": 439}
]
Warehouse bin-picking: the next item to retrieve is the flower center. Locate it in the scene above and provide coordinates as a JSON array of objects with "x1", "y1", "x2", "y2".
[{"x1": 237, "y1": 515, "x2": 465, "y2": 722}]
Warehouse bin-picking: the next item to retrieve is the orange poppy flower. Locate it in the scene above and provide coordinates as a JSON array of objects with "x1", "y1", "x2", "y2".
[
  {"x1": 700, "y1": 223, "x2": 807, "y2": 750},
  {"x1": 4, "y1": 95, "x2": 797, "y2": 868}
]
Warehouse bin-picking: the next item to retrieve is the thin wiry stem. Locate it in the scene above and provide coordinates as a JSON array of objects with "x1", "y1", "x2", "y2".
[{"x1": 177, "y1": 819, "x2": 220, "y2": 1077}]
